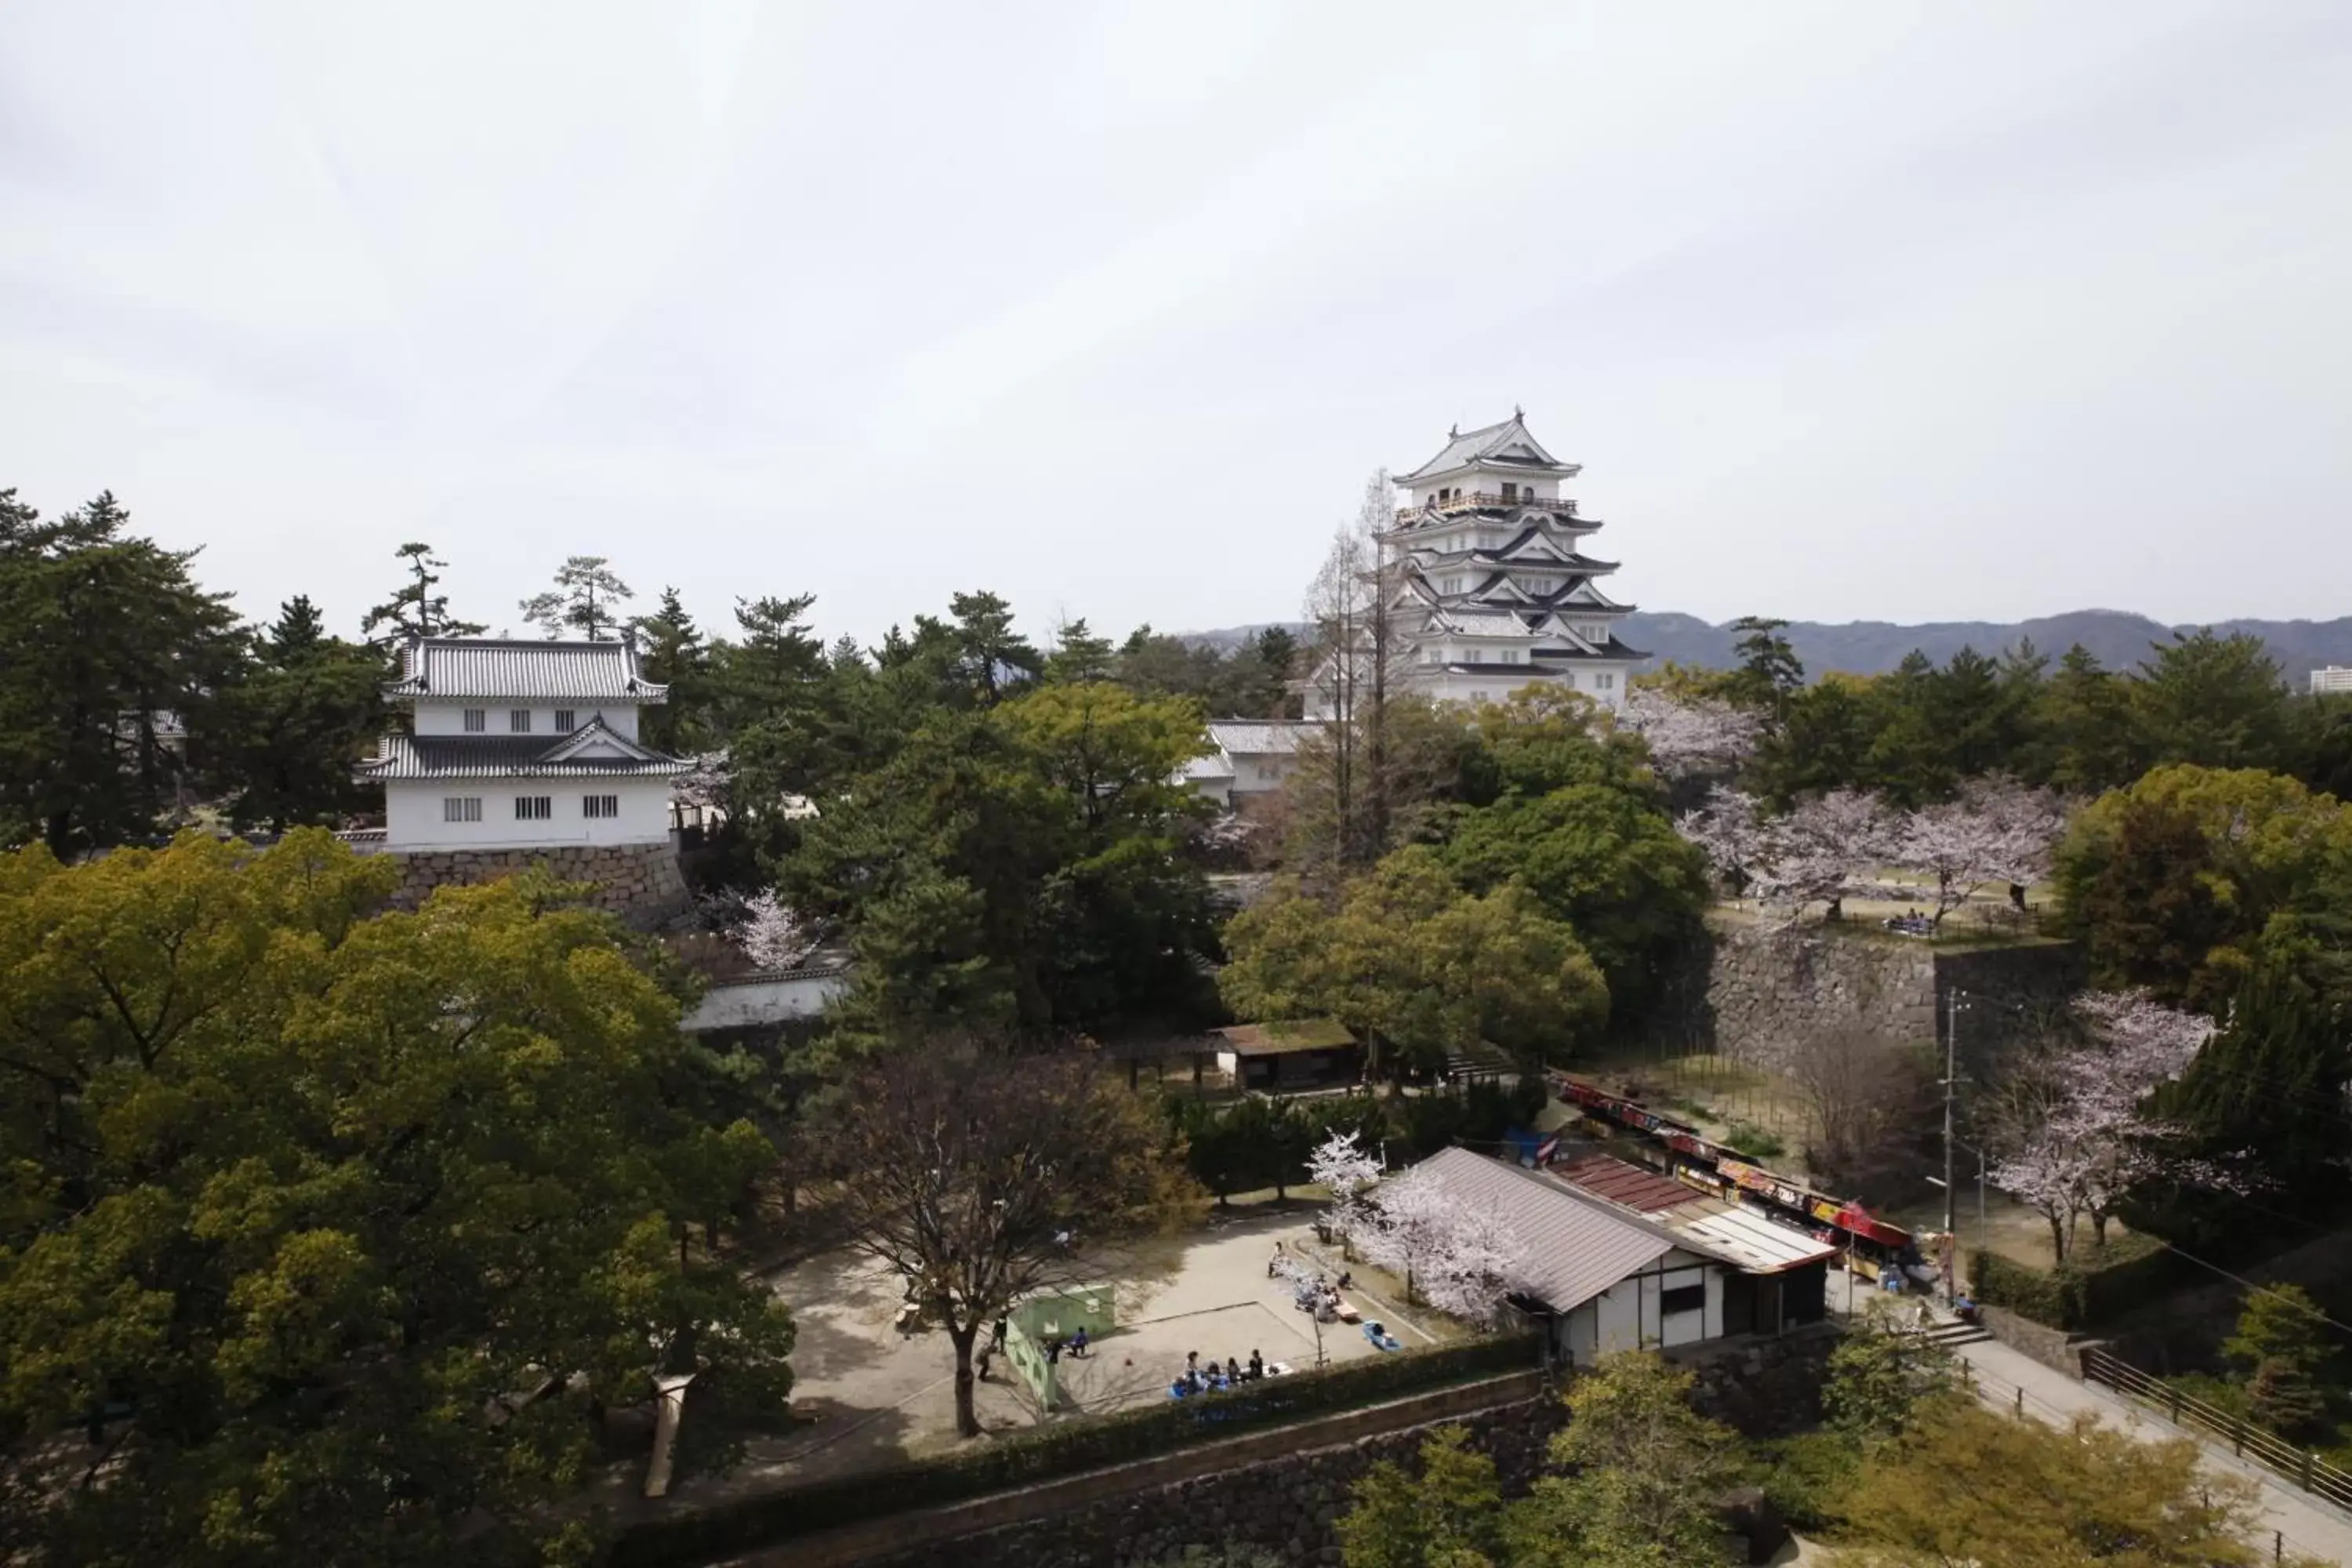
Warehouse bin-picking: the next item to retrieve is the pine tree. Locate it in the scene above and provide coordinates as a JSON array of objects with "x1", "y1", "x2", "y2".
[
  {"x1": 519, "y1": 555, "x2": 633, "y2": 640},
  {"x1": 361, "y1": 542, "x2": 484, "y2": 646}
]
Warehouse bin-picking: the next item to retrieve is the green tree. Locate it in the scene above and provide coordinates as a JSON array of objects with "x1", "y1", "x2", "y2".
[
  {"x1": 0, "y1": 833, "x2": 795, "y2": 1566},
  {"x1": 0, "y1": 490, "x2": 245, "y2": 855},
  {"x1": 1752, "y1": 675, "x2": 1882, "y2": 801},
  {"x1": 1824, "y1": 1300, "x2": 1958, "y2": 1445},
  {"x1": 1221, "y1": 848, "x2": 1608, "y2": 1080},
  {"x1": 360, "y1": 540, "x2": 485, "y2": 646},
  {"x1": 792, "y1": 686, "x2": 1218, "y2": 1044},
  {"x1": 1045, "y1": 617, "x2": 1117, "y2": 684},
  {"x1": 947, "y1": 589, "x2": 1042, "y2": 704},
  {"x1": 1726, "y1": 615, "x2": 1804, "y2": 718},
  {"x1": 1503, "y1": 1353, "x2": 1737, "y2": 1568},
  {"x1": 2136, "y1": 630, "x2": 2292, "y2": 772},
  {"x1": 2031, "y1": 644, "x2": 2143, "y2": 793},
  {"x1": 1436, "y1": 782, "x2": 1709, "y2": 1025},
  {"x1": 1247, "y1": 626, "x2": 1301, "y2": 717},
  {"x1": 630, "y1": 586, "x2": 713, "y2": 753},
  {"x1": 2054, "y1": 764, "x2": 2352, "y2": 1010},
  {"x1": 1832, "y1": 1399, "x2": 2281, "y2": 1566},
  {"x1": 206, "y1": 597, "x2": 387, "y2": 831},
  {"x1": 1337, "y1": 1425, "x2": 1505, "y2": 1568},
  {"x1": 1864, "y1": 652, "x2": 1954, "y2": 805},
  {"x1": 519, "y1": 554, "x2": 633, "y2": 640}
]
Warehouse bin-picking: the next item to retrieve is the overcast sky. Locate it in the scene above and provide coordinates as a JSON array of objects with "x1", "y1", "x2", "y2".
[{"x1": 5, "y1": 2, "x2": 2350, "y2": 648}]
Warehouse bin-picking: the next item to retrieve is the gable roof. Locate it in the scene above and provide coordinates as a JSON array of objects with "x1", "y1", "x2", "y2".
[
  {"x1": 1215, "y1": 1018, "x2": 1358, "y2": 1055},
  {"x1": 1397, "y1": 413, "x2": 1578, "y2": 483},
  {"x1": 354, "y1": 715, "x2": 689, "y2": 781},
  {"x1": 1206, "y1": 720, "x2": 1317, "y2": 757},
  {"x1": 387, "y1": 638, "x2": 669, "y2": 702},
  {"x1": 1400, "y1": 1148, "x2": 1684, "y2": 1312}
]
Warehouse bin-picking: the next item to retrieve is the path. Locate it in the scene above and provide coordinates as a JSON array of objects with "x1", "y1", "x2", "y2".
[{"x1": 1952, "y1": 1333, "x2": 2352, "y2": 1563}]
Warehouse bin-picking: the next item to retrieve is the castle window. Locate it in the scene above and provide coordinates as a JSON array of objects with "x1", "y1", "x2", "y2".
[
  {"x1": 555, "y1": 710, "x2": 576, "y2": 734},
  {"x1": 441, "y1": 797, "x2": 482, "y2": 823},
  {"x1": 463, "y1": 709, "x2": 485, "y2": 732},
  {"x1": 1501, "y1": 482, "x2": 1519, "y2": 503},
  {"x1": 583, "y1": 794, "x2": 619, "y2": 819},
  {"x1": 514, "y1": 796, "x2": 552, "y2": 822},
  {"x1": 510, "y1": 709, "x2": 531, "y2": 733}
]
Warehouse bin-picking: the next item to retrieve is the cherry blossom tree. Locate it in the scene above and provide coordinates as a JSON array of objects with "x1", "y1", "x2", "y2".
[
  {"x1": 1889, "y1": 777, "x2": 2066, "y2": 930},
  {"x1": 1356, "y1": 1166, "x2": 1530, "y2": 1323},
  {"x1": 1988, "y1": 989, "x2": 2228, "y2": 1261},
  {"x1": 1618, "y1": 688, "x2": 1763, "y2": 782},
  {"x1": 1677, "y1": 786, "x2": 1895, "y2": 927},
  {"x1": 1310, "y1": 1129, "x2": 1384, "y2": 1254},
  {"x1": 728, "y1": 887, "x2": 813, "y2": 971}
]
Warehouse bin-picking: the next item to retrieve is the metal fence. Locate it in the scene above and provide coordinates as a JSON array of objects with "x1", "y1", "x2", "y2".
[{"x1": 2082, "y1": 1347, "x2": 2352, "y2": 1513}]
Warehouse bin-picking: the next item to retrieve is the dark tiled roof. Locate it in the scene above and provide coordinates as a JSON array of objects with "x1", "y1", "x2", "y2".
[
  {"x1": 1396, "y1": 414, "x2": 1576, "y2": 482},
  {"x1": 355, "y1": 728, "x2": 689, "y2": 780},
  {"x1": 387, "y1": 638, "x2": 668, "y2": 702}
]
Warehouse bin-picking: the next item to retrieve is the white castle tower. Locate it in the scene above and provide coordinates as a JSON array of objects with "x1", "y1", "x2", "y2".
[
  {"x1": 1385, "y1": 410, "x2": 1645, "y2": 710},
  {"x1": 1305, "y1": 411, "x2": 1646, "y2": 718}
]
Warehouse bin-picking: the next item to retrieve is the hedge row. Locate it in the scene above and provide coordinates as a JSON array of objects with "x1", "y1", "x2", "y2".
[
  {"x1": 1969, "y1": 1232, "x2": 2190, "y2": 1330},
  {"x1": 609, "y1": 1333, "x2": 1541, "y2": 1567}
]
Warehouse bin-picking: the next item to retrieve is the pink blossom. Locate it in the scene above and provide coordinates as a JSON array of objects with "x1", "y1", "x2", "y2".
[{"x1": 1619, "y1": 689, "x2": 1763, "y2": 781}]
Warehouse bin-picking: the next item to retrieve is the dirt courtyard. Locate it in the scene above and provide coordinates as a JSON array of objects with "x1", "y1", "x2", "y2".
[{"x1": 669, "y1": 1209, "x2": 1436, "y2": 1505}]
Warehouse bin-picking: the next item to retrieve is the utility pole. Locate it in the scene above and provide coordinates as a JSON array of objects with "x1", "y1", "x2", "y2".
[{"x1": 1942, "y1": 988, "x2": 1966, "y2": 1303}]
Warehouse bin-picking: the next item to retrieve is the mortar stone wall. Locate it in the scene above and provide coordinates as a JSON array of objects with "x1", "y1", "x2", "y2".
[
  {"x1": 1689, "y1": 918, "x2": 2084, "y2": 1079},
  {"x1": 387, "y1": 840, "x2": 688, "y2": 926},
  {"x1": 850, "y1": 1392, "x2": 1566, "y2": 1568}
]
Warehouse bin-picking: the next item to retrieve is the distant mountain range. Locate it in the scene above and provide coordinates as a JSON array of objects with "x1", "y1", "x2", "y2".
[{"x1": 1188, "y1": 610, "x2": 2352, "y2": 684}]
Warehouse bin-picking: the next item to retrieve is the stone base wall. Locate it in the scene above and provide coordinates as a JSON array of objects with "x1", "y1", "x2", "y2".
[
  {"x1": 1685, "y1": 918, "x2": 2085, "y2": 1080},
  {"x1": 851, "y1": 1392, "x2": 1566, "y2": 1568},
  {"x1": 387, "y1": 841, "x2": 688, "y2": 927},
  {"x1": 1670, "y1": 1323, "x2": 1842, "y2": 1437}
]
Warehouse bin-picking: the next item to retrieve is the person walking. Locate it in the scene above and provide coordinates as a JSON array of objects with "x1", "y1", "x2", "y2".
[{"x1": 992, "y1": 1317, "x2": 1008, "y2": 1353}]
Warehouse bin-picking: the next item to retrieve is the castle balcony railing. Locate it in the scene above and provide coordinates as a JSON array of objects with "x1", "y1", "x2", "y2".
[{"x1": 1394, "y1": 492, "x2": 1579, "y2": 521}]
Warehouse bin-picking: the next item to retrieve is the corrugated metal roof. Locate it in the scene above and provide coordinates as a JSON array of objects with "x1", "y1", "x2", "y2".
[
  {"x1": 387, "y1": 638, "x2": 669, "y2": 702},
  {"x1": 355, "y1": 734, "x2": 690, "y2": 780},
  {"x1": 1403, "y1": 1148, "x2": 1679, "y2": 1313},
  {"x1": 1676, "y1": 1206, "x2": 1838, "y2": 1275},
  {"x1": 1206, "y1": 720, "x2": 1316, "y2": 757},
  {"x1": 1554, "y1": 1154, "x2": 1708, "y2": 1215}
]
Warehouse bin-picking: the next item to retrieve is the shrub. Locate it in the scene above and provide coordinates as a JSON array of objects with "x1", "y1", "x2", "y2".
[
  {"x1": 1969, "y1": 1233, "x2": 2189, "y2": 1330},
  {"x1": 609, "y1": 1334, "x2": 1541, "y2": 1566},
  {"x1": 1722, "y1": 1120, "x2": 1786, "y2": 1161},
  {"x1": 1749, "y1": 1430, "x2": 1858, "y2": 1534}
]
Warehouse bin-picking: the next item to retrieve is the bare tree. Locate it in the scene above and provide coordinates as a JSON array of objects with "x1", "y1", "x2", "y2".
[
  {"x1": 1298, "y1": 470, "x2": 1406, "y2": 871},
  {"x1": 819, "y1": 1043, "x2": 1192, "y2": 1436},
  {"x1": 1784, "y1": 1021, "x2": 1934, "y2": 1190}
]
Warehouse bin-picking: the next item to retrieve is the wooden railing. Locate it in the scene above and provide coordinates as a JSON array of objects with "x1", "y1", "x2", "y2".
[
  {"x1": 2082, "y1": 1347, "x2": 2352, "y2": 1511},
  {"x1": 1395, "y1": 492, "x2": 1577, "y2": 521}
]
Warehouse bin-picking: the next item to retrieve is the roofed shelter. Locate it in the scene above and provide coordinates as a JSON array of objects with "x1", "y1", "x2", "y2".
[
  {"x1": 1404, "y1": 1148, "x2": 1833, "y2": 1367},
  {"x1": 1213, "y1": 1018, "x2": 1361, "y2": 1091}
]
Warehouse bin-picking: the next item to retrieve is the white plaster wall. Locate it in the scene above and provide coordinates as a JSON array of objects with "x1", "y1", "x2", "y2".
[
  {"x1": 1704, "y1": 1268, "x2": 1727, "y2": 1340},
  {"x1": 1225, "y1": 757, "x2": 1296, "y2": 796},
  {"x1": 386, "y1": 776, "x2": 672, "y2": 850},
  {"x1": 413, "y1": 702, "x2": 643, "y2": 740},
  {"x1": 679, "y1": 968, "x2": 851, "y2": 1032},
  {"x1": 1661, "y1": 1265, "x2": 1707, "y2": 1348},
  {"x1": 1594, "y1": 1279, "x2": 1641, "y2": 1357}
]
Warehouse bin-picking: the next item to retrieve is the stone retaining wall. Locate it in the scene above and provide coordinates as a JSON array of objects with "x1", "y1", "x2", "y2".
[
  {"x1": 387, "y1": 841, "x2": 688, "y2": 926},
  {"x1": 835, "y1": 1383, "x2": 1565, "y2": 1568},
  {"x1": 1670, "y1": 1322, "x2": 1841, "y2": 1436},
  {"x1": 1687, "y1": 918, "x2": 2084, "y2": 1080}
]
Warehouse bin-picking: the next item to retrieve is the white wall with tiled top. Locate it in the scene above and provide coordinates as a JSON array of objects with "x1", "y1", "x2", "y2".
[
  {"x1": 385, "y1": 776, "x2": 672, "y2": 850},
  {"x1": 412, "y1": 702, "x2": 641, "y2": 741}
]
